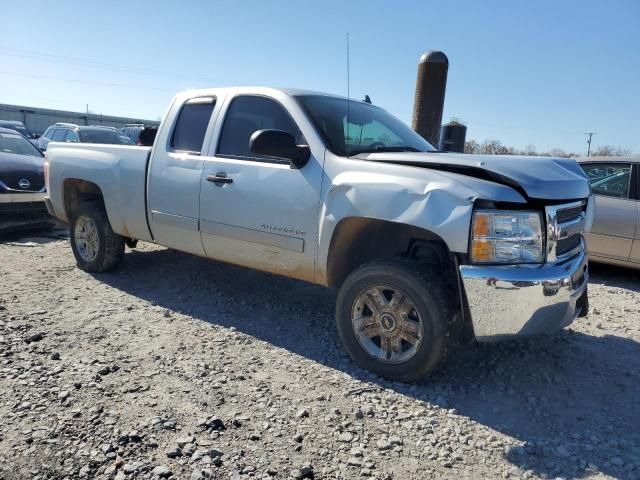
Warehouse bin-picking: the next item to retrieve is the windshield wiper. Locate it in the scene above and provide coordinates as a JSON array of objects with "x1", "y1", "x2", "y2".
[{"x1": 348, "y1": 146, "x2": 421, "y2": 156}]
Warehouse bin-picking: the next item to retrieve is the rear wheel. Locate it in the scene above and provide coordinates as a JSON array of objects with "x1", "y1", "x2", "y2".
[
  {"x1": 336, "y1": 258, "x2": 453, "y2": 382},
  {"x1": 70, "y1": 203, "x2": 125, "y2": 272}
]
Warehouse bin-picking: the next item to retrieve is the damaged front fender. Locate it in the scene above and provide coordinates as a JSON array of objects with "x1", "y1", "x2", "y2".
[{"x1": 316, "y1": 163, "x2": 527, "y2": 284}]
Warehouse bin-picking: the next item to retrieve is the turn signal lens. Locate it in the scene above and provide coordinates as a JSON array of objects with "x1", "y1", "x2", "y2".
[
  {"x1": 472, "y1": 213, "x2": 490, "y2": 237},
  {"x1": 472, "y1": 239, "x2": 493, "y2": 261}
]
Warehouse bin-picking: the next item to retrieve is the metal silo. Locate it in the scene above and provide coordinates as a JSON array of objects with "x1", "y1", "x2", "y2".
[
  {"x1": 439, "y1": 120, "x2": 467, "y2": 153},
  {"x1": 412, "y1": 51, "x2": 449, "y2": 148}
]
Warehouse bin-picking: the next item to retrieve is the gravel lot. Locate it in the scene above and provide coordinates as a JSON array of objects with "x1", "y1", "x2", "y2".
[{"x1": 0, "y1": 230, "x2": 639, "y2": 480}]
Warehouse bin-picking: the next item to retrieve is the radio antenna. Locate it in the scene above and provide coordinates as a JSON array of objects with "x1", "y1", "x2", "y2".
[{"x1": 346, "y1": 32, "x2": 351, "y2": 158}]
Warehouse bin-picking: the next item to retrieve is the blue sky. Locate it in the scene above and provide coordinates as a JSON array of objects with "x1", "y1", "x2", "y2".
[{"x1": 1, "y1": 0, "x2": 638, "y2": 154}]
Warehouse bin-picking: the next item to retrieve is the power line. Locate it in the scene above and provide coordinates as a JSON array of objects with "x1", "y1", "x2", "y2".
[{"x1": 585, "y1": 132, "x2": 597, "y2": 157}]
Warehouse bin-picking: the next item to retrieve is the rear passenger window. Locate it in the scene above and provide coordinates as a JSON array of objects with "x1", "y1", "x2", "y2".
[
  {"x1": 52, "y1": 129, "x2": 67, "y2": 141},
  {"x1": 171, "y1": 97, "x2": 215, "y2": 153},
  {"x1": 217, "y1": 95, "x2": 302, "y2": 160}
]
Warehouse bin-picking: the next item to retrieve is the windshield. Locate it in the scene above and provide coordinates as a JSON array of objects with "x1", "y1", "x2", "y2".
[
  {"x1": 0, "y1": 123, "x2": 32, "y2": 138},
  {"x1": 296, "y1": 95, "x2": 436, "y2": 157},
  {"x1": 78, "y1": 129, "x2": 130, "y2": 144},
  {"x1": 0, "y1": 132, "x2": 42, "y2": 156}
]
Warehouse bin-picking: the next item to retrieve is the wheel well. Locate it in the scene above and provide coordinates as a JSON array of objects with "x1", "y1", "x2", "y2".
[
  {"x1": 63, "y1": 179, "x2": 105, "y2": 220},
  {"x1": 326, "y1": 217, "x2": 454, "y2": 289},
  {"x1": 326, "y1": 217, "x2": 473, "y2": 342}
]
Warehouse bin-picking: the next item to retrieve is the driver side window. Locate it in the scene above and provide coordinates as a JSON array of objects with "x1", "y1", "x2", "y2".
[
  {"x1": 217, "y1": 95, "x2": 304, "y2": 161},
  {"x1": 581, "y1": 163, "x2": 632, "y2": 199}
]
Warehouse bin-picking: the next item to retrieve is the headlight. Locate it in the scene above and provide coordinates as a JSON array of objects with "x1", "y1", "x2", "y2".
[{"x1": 470, "y1": 210, "x2": 544, "y2": 264}]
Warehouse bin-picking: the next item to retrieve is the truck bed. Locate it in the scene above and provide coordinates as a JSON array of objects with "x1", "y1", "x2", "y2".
[{"x1": 45, "y1": 143, "x2": 153, "y2": 242}]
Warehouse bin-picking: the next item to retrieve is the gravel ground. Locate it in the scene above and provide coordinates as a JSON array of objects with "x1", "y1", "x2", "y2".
[{"x1": 0, "y1": 230, "x2": 639, "y2": 480}]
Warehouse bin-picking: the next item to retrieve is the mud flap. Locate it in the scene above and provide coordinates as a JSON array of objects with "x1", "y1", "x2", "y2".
[{"x1": 577, "y1": 286, "x2": 589, "y2": 318}]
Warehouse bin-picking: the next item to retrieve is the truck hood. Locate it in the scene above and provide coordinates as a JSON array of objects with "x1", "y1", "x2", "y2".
[{"x1": 360, "y1": 151, "x2": 590, "y2": 201}]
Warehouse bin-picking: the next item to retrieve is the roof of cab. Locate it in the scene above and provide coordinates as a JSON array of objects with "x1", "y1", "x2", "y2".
[{"x1": 173, "y1": 86, "x2": 361, "y2": 103}]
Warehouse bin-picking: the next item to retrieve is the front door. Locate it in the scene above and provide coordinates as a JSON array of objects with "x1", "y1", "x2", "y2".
[
  {"x1": 198, "y1": 95, "x2": 323, "y2": 282},
  {"x1": 582, "y1": 162, "x2": 636, "y2": 261}
]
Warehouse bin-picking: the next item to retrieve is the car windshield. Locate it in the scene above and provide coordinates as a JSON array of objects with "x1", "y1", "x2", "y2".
[
  {"x1": 9, "y1": 125, "x2": 32, "y2": 137},
  {"x1": 0, "y1": 132, "x2": 42, "y2": 156},
  {"x1": 296, "y1": 95, "x2": 436, "y2": 157},
  {"x1": 0, "y1": 122, "x2": 33, "y2": 138},
  {"x1": 78, "y1": 129, "x2": 129, "y2": 144}
]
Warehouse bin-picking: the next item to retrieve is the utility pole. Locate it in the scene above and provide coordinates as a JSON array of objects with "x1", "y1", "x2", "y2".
[{"x1": 585, "y1": 132, "x2": 597, "y2": 157}]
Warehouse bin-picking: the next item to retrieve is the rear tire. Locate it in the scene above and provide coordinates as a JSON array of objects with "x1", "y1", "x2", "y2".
[
  {"x1": 336, "y1": 258, "x2": 453, "y2": 382},
  {"x1": 70, "y1": 203, "x2": 125, "y2": 272}
]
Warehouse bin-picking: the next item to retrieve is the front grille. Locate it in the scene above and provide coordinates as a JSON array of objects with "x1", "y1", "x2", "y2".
[
  {"x1": 1, "y1": 174, "x2": 45, "y2": 191},
  {"x1": 556, "y1": 233, "x2": 581, "y2": 256},
  {"x1": 546, "y1": 200, "x2": 588, "y2": 262},
  {"x1": 557, "y1": 204, "x2": 586, "y2": 223}
]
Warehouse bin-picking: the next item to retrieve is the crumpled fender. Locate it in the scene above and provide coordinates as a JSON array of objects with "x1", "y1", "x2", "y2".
[{"x1": 316, "y1": 168, "x2": 527, "y2": 283}]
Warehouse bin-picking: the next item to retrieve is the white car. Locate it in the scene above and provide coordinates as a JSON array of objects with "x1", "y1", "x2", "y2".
[{"x1": 45, "y1": 86, "x2": 592, "y2": 381}]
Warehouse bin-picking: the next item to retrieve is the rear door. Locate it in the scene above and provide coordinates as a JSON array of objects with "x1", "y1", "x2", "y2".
[
  {"x1": 582, "y1": 162, "x2": 636, "y2": 262},
  {"x1": 147, "y1": 96, "x2": 219, "y2": 255},
  {"x1": 198, "y1": 94, "x2": 324, "y2": 282}
]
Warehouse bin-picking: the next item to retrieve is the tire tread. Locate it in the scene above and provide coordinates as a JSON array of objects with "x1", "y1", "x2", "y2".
[
  {"x1": 70, "y1": 202, "x2": 125, "y2": 273},
  {"x1": 336, "y1": 257, "x2": 455, "y2": 382}
]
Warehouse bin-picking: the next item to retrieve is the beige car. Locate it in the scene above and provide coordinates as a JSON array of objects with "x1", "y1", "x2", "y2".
[{"x1": 579, "y1": 157, "x2": 640, "y2": 269}]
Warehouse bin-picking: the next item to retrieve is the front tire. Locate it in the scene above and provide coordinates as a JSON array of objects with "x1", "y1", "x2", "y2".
[
  {"x1": 336, "y1": 258, "x2": 453, "y2": 382},
  {"x1": 70, "y1": 203, "x2": 125, "y2": 272}
]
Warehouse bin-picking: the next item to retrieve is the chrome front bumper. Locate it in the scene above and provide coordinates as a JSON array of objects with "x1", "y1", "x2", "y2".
[{"x1": 459, "y1": 246, "x2": 588, "y2": 341}]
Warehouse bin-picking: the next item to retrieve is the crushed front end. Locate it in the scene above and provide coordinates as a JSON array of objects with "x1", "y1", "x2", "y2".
[{"x1": 459, "y1": 199, "x2": 592, "y2": 341}]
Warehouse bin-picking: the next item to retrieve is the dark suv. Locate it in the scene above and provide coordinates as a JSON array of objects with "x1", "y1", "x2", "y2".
[
  {"x1": 38, "y1": 123, "x2": 134, "y2": 151},
  {"x1": 120, "y1": 123, "x2": 158, "y2": 146}
]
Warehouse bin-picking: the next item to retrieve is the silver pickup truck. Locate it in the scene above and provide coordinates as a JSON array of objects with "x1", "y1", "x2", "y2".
[{"x1": 45, "y1": 87, "x2": 592, "y2": 382}]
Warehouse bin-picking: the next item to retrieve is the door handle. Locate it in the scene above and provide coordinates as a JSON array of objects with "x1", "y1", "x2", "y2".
[{"x1": 207, "y1": 172, "x2": 233, "y2": 185}]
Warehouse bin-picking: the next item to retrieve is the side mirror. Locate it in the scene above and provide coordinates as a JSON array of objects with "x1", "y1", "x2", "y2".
[
  {"x1": 249, "y1": 129, "x2": 310, "y2": 169},
  {"x1": 33, "y1": 134, "x2": 41, "y2": 139}
]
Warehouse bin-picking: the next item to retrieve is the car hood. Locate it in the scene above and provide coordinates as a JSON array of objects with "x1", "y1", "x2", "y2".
[
  {"x1": 0, "y1": 152, "x2": 45, "y2": 192},
  {"x1": 0, "y1": 151, "x2": 44, "y2": 175},
  {"x1": 360, "y1": 151, "x2": 591, "y2": 200}
]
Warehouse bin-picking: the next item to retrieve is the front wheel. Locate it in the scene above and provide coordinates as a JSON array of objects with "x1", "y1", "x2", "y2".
[
  {"x1": 70, "y1": 203, "x2": 125, "y2": 272},
  {"x1": 336, "y1": 258, "x2": 453, "y2": 382}
]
